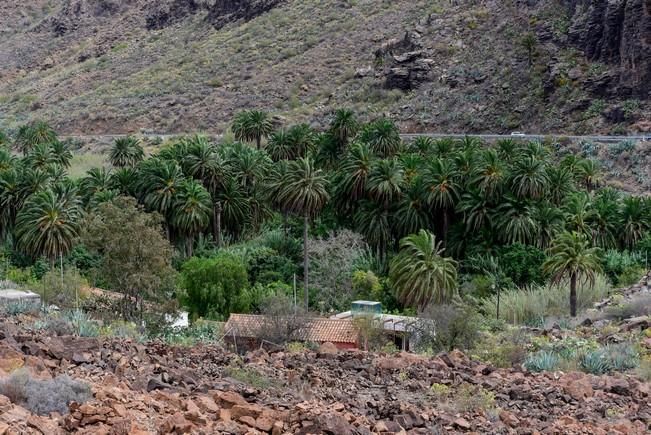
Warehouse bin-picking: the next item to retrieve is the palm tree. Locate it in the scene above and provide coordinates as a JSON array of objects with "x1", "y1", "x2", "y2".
[
  {"x1": 278, "y1": 157, "x2": 329, "y2": 309},
  {"x1": 367, "y1": 158, "x2": 404, "y2": 209},
  {"x1": 510, "y1": 155, "x2": 549, "y2": 199},
  {"x1": 577, "y1": 159, "x2": 601, "y2": 192},
  {"x1": 393, "y1": 178, "x2": 431, "y2": 238},
  {"x1": 409, "y1": 137, "x2": 435, "y2": 156},
  {"x1": 266, "y1": 129, "x2": 294, "y2": 161},
  {"x1": 533, "y1": 202, "x2": 565, "y2": 249},
  {"x1": 359, "y1": 118, "x2": 402, "y2": 158},
  {"x1": 389, "y1": 229, "x2": 458, "y2": 310},
  {"x1": 50, "y1": 141, "x2": 73, "y2": 168},
  {"x1": 493, "y1": 194, "x2": 537, "y2": 245},
  {"x1": 354, "y1": 200, "x2": 392, "y2": 256},
  {"x1": 589, "y1": 188, "x2": 620, "y2": 249},
  {"x1": 16, "y1": 121, "x2": 56, "y2": 155},
  {"x1": 334, "y1": 142, "x2": 373, "y2": 213},
  {"x1": 138, "y1": 158, "x2": 183, "y2": 225},
  {"x1": 457, "y1": 190, "x2": 492, "y2": 233},
  {"x1": 330, "y1": 108, "x2": 358, "y2": 146},
  {"x1": 232, "y1": 110, "x2": 273, "y2": 150},
  {"x1": 543, "y1": 231, "x2": 603, "y2": 317},
  {"x1": 472, "y1": 149, "x2": 507, "y2": 199},
  {"x1": 25, "y1": 143, "x2": 55, "y2": 170},
  {"x1": 217, "y1": 177, "x2": 248, "y2": 240},
  {"x1": 15, "y1": 187, "x2": 82, "y2": 263},
  {"x1": 171, "y1": 179, "x2": 212, "y2": 256},
  {"x1": 110, "y1": 136, "x2": 144, "y2": 168},
  {"x1": 287, "y1": 124, "x2": 316, "y2": 158},
  {"x1": 0, "y1": 168, "x2": 20, "y2": 241},
  {"x1": 546, "y1": 166, "x2": 575, "y2": 205},
  {"x1": 423, "y1": 158, "x2": 459, "y2": 241},
  {"x1": 111, "y1": 167, "x2": 138, "y2": 197},
  {"x1": 80, "y1": 167, "x2": 113, "y2": 204},
  {"x1": 620, "y1": 196, "x2": 650, "y2": 249},
  {"x1": 563, "y1": 192, "x2": 596, "y2": 238}
]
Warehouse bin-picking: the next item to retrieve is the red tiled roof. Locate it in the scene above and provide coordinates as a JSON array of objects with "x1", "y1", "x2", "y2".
[{"x1": 225, "y1": 314, "x2": 358, "y2": 344}]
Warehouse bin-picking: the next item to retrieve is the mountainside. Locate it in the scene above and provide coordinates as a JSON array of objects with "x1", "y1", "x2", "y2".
[{"x1": 0, "y1": 0, "x2": 649, "y2": 135}]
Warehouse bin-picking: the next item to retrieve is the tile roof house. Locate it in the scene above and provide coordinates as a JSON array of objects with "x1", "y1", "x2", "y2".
[{"x1": 224, "y1": 314, "x2": 359, "y2": 350}]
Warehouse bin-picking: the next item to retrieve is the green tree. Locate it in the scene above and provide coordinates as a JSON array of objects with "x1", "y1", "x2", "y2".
[
  {"x1": 15, "y1": 121, "x2": 57, "y2": 155},
  {"x1": 359, "y1": 118, "x2": 402, "y2": 158},
  {"x1": 180, "y1": 254, "x2": 250, "y2": 320},
  {"x1": 389, "y1": 229, "x2": 458, "y2": 310},
  {"x1": 171, "y1": 179, "x2": 212, "y2": 256},
  {"x1": 543, "y1": 231, "x2": 603, "y2": 317},
  {"x1": 15, "y1": 187, "x2": 82, "y2": 263},
  {"x1": 278, "y1": 157, "x2": 329, "y2": 309},
  {"x1": 109, "y1": 136, "x2": 144, "y2": 168},
  {"x1": 423, "y1": 158, "x2": 459, "y2": 240},
  {"x1": 232, "y1": 110, "x2": 273, "y2": 150},
  {"x1": 81, "y1": 196, "x2": 176, "y2": 319},
  {"x1": 330, "y1": 108, "x2": 358, "y2": 147}
]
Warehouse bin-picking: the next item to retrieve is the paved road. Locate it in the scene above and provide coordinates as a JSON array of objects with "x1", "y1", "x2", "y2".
[{"x1": 60, "y1": 132, "x2": 649, "y2": 143}]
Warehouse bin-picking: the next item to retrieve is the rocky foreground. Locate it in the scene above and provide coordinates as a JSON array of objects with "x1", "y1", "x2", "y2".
[{"x1": 0, "y1": 316, "x2": 649, "y2": 435}]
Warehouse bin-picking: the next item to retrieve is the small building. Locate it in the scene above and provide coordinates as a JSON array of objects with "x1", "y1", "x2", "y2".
[{"x1": 224, "y1": 314, "x2": 359, "y2": 351}]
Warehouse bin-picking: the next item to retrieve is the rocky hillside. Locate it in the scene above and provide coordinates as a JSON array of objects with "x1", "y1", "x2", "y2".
[
  {"x1": 0, "y1": 0, "x2": 649, "y2": 135},
  {"x1": 0, "y1": 313, "x2": 650, "y2": 434}
]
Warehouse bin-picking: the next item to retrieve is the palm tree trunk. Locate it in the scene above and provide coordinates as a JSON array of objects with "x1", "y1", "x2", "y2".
[
  {"x1": 570, "y1": 272, "x2": 577, "y2": 317},
  {"x1": 303, "y1": 213, "x2": 309, "y2": 311},
  {"x1": 256, "y1": 136, "x2": 261, "y2": 150},
  {"x1": 187, "y1": 235, "x2": 193, "y2": 258},
  {"x1": 442, "y1": 208, "x2": 449, "y2": 245},
  {"x1": 213, "y1": 201, "x2": 222, "y2": 248}
]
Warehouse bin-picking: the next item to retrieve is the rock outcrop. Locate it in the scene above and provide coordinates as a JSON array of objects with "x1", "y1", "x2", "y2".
[
  {"x1": 0, "y1": 314, "x2": 650, "y2": 434},
  {"x1": 566, "y1": 0, "x2": 651, "y2": 97}
]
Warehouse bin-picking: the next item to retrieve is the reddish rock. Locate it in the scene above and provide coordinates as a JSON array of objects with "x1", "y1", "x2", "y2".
[
  {"x1": 499, "y1": 410, "x2": 520, "y2": 428},
  {"x1": 160, "y1": 412, "x2": 193, "y2": 434}
]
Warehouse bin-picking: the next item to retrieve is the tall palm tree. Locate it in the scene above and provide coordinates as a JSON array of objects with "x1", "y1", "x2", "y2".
[
  {"x1": 138, "y1": 158, "x2": 183, "y2": 223},
  {"x1": 359, "y1": 118, "x2": 402, "y2": 158},
  {"x1": 16, "y1": 121, "x2": 57, "y2": 155},
  {"x1": 217, "y1": 177, "x2": 248, "y2": 240},
  {"x1": 334, "y1": 142, "x2": 373, "y2": 213},
  {"x1": 367, "y1": 158, "x2": 404, "y2": 209},
  {"x1": 510, "y1": 155, "x2": 549, "y2": 199},
  {"x1": 543, "y1": 231, "x2": 603, "y2": 317},
  {"x1": 457, "y1": 190, "x2": 492, "y2": 233},
  {"x1": 111, "y1": 167, "x2": 138, "y2": 197},
  {"x1": 109, "y1": 136, "x2": 144, "y2": 168},
  {"x1": 80, "y1": 167, "x2": 113, "y2": 205},
  {"x1": 577, "y1": 158, "x2": 601, "y2": 192},
  {"x1": 620, "y1": 196, "x2": 650, "y2": 249},
  {"x1": 0, "y1": 168, "x2": 20, "y2": 241},
  {"x1": 25, "y1": 143, "x2": 56, "y2": 170},
  {"x1": 493, "y1": 194, "x2": 537, "y2": 245},
  {"x1": 330, "y1": 108, "x2": 358, "y2": 147},
  {"x1": 393, "y1": 178, "x2": 431, "y2": 239},
  {"x1": 354, "y1": 200, "x2": 392, "y2": 257},
  {"x1": 389, "y1": 229, "x2": 458, "y2": 310},
  {"x1": 533, "y1": 202, "x2": 565, "y2": 249},
  {"x1": 409, "y1": 137, "x2": 435, "y2": 156},
  {"x1": 563, "y1": 192, "x2": 596, "y2": 238},
  {"x1": 423, "y1": 158, "x2": 459, "y2": 240},
  {"x1": 232, "y1": 110, "x2": 273, "y2": 150},
  {"x1": 278, "y1": 157, "x2": 329, "y2": 309},
  {"x1": 546, "y1": 166, "x2": 575, "y2": 205},
  {"x1": 171, "y1": 179, "x2": 212, "y2": 256},
  {"x1": 266, "y1": 129, "x2": 294, "y2": 162},
  {"x1": 15, "y1": 187, "x2": 82, "y2": 263},
  {"x1": 287, "y1": 124, "x2": 316, "y2": 158},
  {"x1": 472, "y1": 149, "x2": 507, "y2": 199},
  {"x1": 50, "y1": 141, "x2": 73, "y2": 168}
]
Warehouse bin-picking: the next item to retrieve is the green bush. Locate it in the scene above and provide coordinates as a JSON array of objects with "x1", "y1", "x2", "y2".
[
  {"x1": 602, "y1": 250, "x2": 643, "y2": 284},
  {"x1": 496, "y1": 243, "x2": 546, "y2": 286},
  {"x1": 415, "y1": 304, "x2": 480, "y2": 352},
  {"x1": 2, "y1": 300, "x2": 39, "y2": 316},
  {"x1": 37, "y1": 267, "x2": 87, "y2": 308},
  {"x1": 616, "y1": 266, "x2": 645, "y2": 287},
  {"x1": 180, "y1": 254, "x2": 250, "y2": 321},
  {"x1": 580, "y1": 350, "x2": 612, "y2": 375}
]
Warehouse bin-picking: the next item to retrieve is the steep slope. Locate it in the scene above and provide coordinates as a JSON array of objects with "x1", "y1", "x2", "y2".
[{"x1": 0, "y1": 0, "x2": 648, "y2": 135}]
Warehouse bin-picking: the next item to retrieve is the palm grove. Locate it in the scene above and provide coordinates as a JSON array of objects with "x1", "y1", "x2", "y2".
[{"x1": 0, "y1": 111, "x2": 649, "y2": 324}]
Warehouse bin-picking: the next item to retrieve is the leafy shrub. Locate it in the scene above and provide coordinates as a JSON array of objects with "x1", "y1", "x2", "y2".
[
  {"x1": 180, "y1": 254, "x2": 250, "y2": 321},
  {"x1": 453, "y1": 384, "x2": 495, "y2": 412},
  {"x1": 603, "y1": 343, "x2": 639, "y2": 371},
  {"x1": 223, "y1": 367, "x2": 273, "y2": 389},
  {"x1": 162, "y1": 319, "x2": 222, "y2": 346},
  {"x1": 429, "y1": 383, "x2": 450, "y2": 401},
  {"x1": 37, "y1": 267, "x2": 87, "y2": 308},
  {"x1": 635, "y1": 359, "x2": 651, "y2": 382},
  {"x1": 415, "y1": 304, "x2": 480, "y2": 352},
  {"x1": 472, "y1": 330, "x2": 527, "y2": 368},
  {"x1": 496, "y1": 243, "x2": 546, "y2": 286},
  {"x1": 524, "y1": 351, "x2": 560, "y2": 372},
  {"x1": 31, "y1": 316, "x2": 74, "y2": 336},
  {"x1": 100, "y1": 320, "x2": 145, "y2": 341},
  {"x1": 0, "y1": 370, "x2": 91, "y2": 415},
  {"x1": 609, "y1": 140, "x2": 635, "y2": 156},
  {"x1": 351, "y1": 270, "x2": 383, "y2": 300},
  {"x1": 616, "y1": 266, "x2": 645, "y2": 287},
  {"x1": 602, "y1": 250, "x2": 643, "y2": 284}
]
